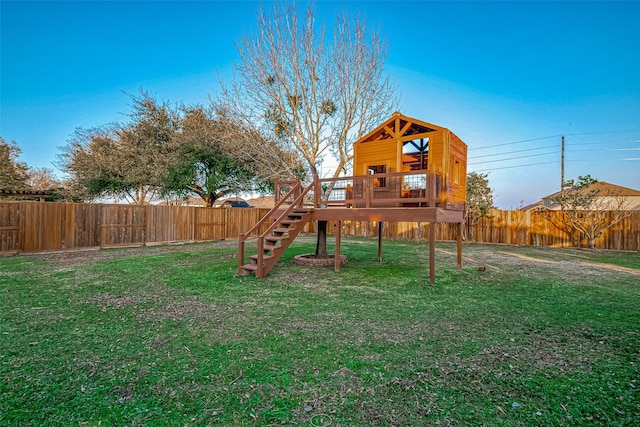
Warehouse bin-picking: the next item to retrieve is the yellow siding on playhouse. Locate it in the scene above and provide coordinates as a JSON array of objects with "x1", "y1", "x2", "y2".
[{"x1": 353, "y1": 112, "x2": 468, "y2": 207}]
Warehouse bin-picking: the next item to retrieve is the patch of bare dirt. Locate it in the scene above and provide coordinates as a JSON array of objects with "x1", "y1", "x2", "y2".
[
  {"x1": 137, "y1": 297, "x2": 221, "y2": 324},
  {"x1": 87, "y1": 294, "x2": 147, "y2": 310},
  {"x1": 496, "y1": 251, "x2": 554, "y2": 264},
  {"x1": 576, "y1": 261, "x2": 640, "y2": 276},
  {"x1": 439, "y1": 245, "x2": 640, "y2": 279}
]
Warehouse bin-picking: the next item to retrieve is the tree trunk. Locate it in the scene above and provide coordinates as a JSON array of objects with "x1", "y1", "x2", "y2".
[{"x1": 315, "y1": 220, "x2": 329, "y2": 258}]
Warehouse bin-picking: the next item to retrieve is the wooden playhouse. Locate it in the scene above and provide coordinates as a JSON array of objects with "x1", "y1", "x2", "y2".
[
  {"x1": 352, "y1": 112, "x2": 467, "y2": 209},
  {"x1": 239, "y1": 112, "x2": 468, "y2": 282}
]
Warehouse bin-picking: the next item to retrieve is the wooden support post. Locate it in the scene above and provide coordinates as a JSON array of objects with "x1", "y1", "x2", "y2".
[
  {"x1": 429, "y1": 222, "x2": 436, "y2": 284},
  {"x1": 314, "y1": 175, "x2": 320, "y2": 208},
  {"x1": 427, "y1": 173, "x2": 437, "y2": 207},
  {"x1": 378, "y1": 221, "x2": 384, "y2": 263},
  {"x1": 294, "y1": 176, "x2": 301, "y2": 207},
  {"x1": 334, "y1": 220, "x2": 341, "y2": 272},
  {"x1": 257, "y1": 238, "x2": 264, "y2": 278},
  {"x1": 238, "y1": 234, "x2": 245, "y2": 275},
  {"x1": 457, "y1": 222, "x2": 462, "y2": 270}
]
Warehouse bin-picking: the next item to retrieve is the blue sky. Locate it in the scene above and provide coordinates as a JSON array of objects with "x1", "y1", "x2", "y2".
[{"x1": 1, "y1": 1, "x2": 639, "y2": 208}]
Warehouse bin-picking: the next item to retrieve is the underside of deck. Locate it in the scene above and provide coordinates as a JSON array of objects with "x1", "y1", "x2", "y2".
[{"x1": 302, "y1": 207, "x2": 463, "y2": 223}]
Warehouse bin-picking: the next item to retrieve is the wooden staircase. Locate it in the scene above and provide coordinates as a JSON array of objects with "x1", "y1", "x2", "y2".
[{"x1": 238, "y1": 181, "x2": 313, "y2": 278}]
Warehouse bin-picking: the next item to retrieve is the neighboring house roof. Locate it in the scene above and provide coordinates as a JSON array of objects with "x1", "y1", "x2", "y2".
[
  {"x1": 545, "y1": 182, "x2": 640, "y2": 200},
  {"x1": 213, "y1": 197, "x2": 246, "y2": 207},
  {"x1": 222, "y1": 200, "x2": 252, "y2": 208},
  {"x1": 521, "y1": 200, "x2": 545, "y2": 211},
  {"x1": 524, "y1": 181, "x2": 640, "y2": 211}
]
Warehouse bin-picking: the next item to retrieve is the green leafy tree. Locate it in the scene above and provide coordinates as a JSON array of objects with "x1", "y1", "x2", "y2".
[
  {"x1": 59, "y1": 93, "x2": 177, "y2": 204},
  {"x1": 218, "y1": 2, "x2": 398, "y2": 257},
  {"x1": 547, "y1": 175, "x2": 631, "y2": 248},
  {"x1": 0, "y1": 137, "x2": 30, "y2": 189},
  {"x1": 464, "y1": 172, "x2": 495, "y2": 240},
  {"x1": 163, "y1": 106, "x2": 259, "y2": 207}
]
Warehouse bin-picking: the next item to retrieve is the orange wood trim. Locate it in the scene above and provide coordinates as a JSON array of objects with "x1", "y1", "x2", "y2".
[{"x1": 383, "y1": 125, "x2": 396, "y2": 138}]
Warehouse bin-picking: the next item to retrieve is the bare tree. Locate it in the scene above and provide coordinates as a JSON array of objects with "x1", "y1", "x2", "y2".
[
  {"x1": 547, "y1": 175, "x2": 631, "y2": 249},
  {"x1": 27, "y1": 167, "x2": 61, "y2": 191},
  {"x1": 217, "y1": 2, "x2": 398, "y2": 256}
]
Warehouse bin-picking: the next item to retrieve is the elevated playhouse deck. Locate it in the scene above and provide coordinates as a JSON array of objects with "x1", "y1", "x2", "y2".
[{"x1": 238, "y1": 173, "x2": 463, "y2": 283}]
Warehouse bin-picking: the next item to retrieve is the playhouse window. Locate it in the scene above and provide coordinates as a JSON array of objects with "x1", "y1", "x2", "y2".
[
  {"x1": 368, "y1": 165, "x2": 387, "y2": 187},
  {"x1": 453, "y1": 160, "x2": 461, "y2": 185},
  {"x1": 402, "y1": 138, "x2": 429, "y2": 170}
]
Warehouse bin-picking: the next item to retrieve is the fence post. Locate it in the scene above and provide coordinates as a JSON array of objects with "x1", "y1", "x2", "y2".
[
  {"x1": 526, "y1": 210, "x2": 531, "y2": 245},
  {"x1": 224, "y1": 207, "x2": 229, "y2": 239},
  {"x1": 506, "y1": 210, "x2": 512, "y2": 245},
  {"x1": 18, "y1": 202, "x2": 25, "y2": 252},
  {"x1": 143, "y1": 205, "x2": 150, "y2": 246},
  {"x1": 190, "y1": 206, "x2": 195, "y2": 241}
]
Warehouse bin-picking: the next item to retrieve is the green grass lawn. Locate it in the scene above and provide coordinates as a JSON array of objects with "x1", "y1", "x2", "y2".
[{"x1": 1, "y1": 236, "x2": 639, "y2": 426}]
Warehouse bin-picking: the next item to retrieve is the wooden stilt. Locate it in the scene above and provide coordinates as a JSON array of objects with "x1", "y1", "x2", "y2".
[
  {"x1": 378, "y1": 222, "x2": 384, "y2": 263},
  {"x1": 335, "y1": 220, "x2": 342, "y2": 272},
  {"x1": 457, "y1": 221, "x2": 463, "y2": 270},
  {"x1": 429, "y1": 222, "x2": 436, "y2": 284}
]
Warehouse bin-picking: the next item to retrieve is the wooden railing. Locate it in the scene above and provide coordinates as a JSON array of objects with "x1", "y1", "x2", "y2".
[
  {"x1": 313, "y1": 171, "x2": 444, "y2": 208},
  {"x1": 253, "y1": 183, "x2": 313, "y2": 277},
  {"x1": 237, "y1": 179, "x2": 312, "y2": 275}
]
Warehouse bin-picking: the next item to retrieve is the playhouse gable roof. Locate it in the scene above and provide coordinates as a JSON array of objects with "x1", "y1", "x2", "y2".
[{"x1": 356, "y1": 112, "x2": 448, "y2": 145}]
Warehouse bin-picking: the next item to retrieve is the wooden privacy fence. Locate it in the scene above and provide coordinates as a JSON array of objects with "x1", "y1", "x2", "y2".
[
  {"x1": 0, "y1": 202, "x2": 272, "y2": 254},
  {"x1": 1, "y1": 202, "x2": 638, "y2": 254},
  {"x1": 336, "y1": 209, "x2": 638, "y2": 251}
]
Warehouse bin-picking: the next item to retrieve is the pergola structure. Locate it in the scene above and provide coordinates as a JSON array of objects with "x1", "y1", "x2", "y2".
[
  {"x1": 0, "y1": 189, "x2": 51, "y2": 202},
  {"x1": 239, "y1": 112, "x2": 468, "y2": 283}
]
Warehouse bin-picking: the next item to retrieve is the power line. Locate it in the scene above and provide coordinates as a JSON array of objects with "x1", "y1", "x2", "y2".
[
  {"x1": 565, "y1": 139, "x2": 640, "y2": 146},
  {"x1": 469, "y1": 150, "x2": 558, "y2": 166},
  {"x1": 468, "y1": 144, "x2": 557, "y2": 160},
  {"x1": 468, "y1": 135, "x2": 560, "y2": 151},
  {"x1": 470, "y1": 131, "x2": 640, "y2": 152},
  {"x1": 471, "y1": 160, "x2": 561, "y2": 172},
  {"x1": 567, "y1": 147, "x2": 640, "y2": 153},
  {"x1": 471, "y1": 153, "x2": 638, "y2": 172},
  {"x1": 563, "y1": 130, "x2": 640, "y2": 137},
  {"x1": 568, "y1": 158, "x2": 640, "y2": 162}
]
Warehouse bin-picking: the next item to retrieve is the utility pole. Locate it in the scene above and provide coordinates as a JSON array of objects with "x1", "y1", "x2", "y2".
[{"x1": 561, "y1": 135, "x2": 565, "y2": 190}]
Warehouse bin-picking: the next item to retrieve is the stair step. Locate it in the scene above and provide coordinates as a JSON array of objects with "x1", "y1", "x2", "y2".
[
  {"x1": 241, "y1": 264, "x2": 258, "y2": 271},
  {"x1": 273, "y1": 228, "x2": 291, "y2": 234},
  {"x1": 249, "y1": 254, "x2": 274, "y2": 261},
  {"x1": 281, "y1": 219, "x2": 301, "y2": 225},
  {"x1": 266, "y1": 235, "x2": 288, "y2": 242},
  {"x1": 263, "y1": 244, "x2": 279, "y2": 252}
]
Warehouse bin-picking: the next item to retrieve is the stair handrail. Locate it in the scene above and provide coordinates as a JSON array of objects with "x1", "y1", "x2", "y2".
[
  {"x1": 259, "y1": 182, "x2": 313, "y2": 240},
  {"x1": 238, "y1": 181, "x2": 309, "y2": 274},
  {"x1": 254, "y1": 182, "x2": 314, "y2": 277}
]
